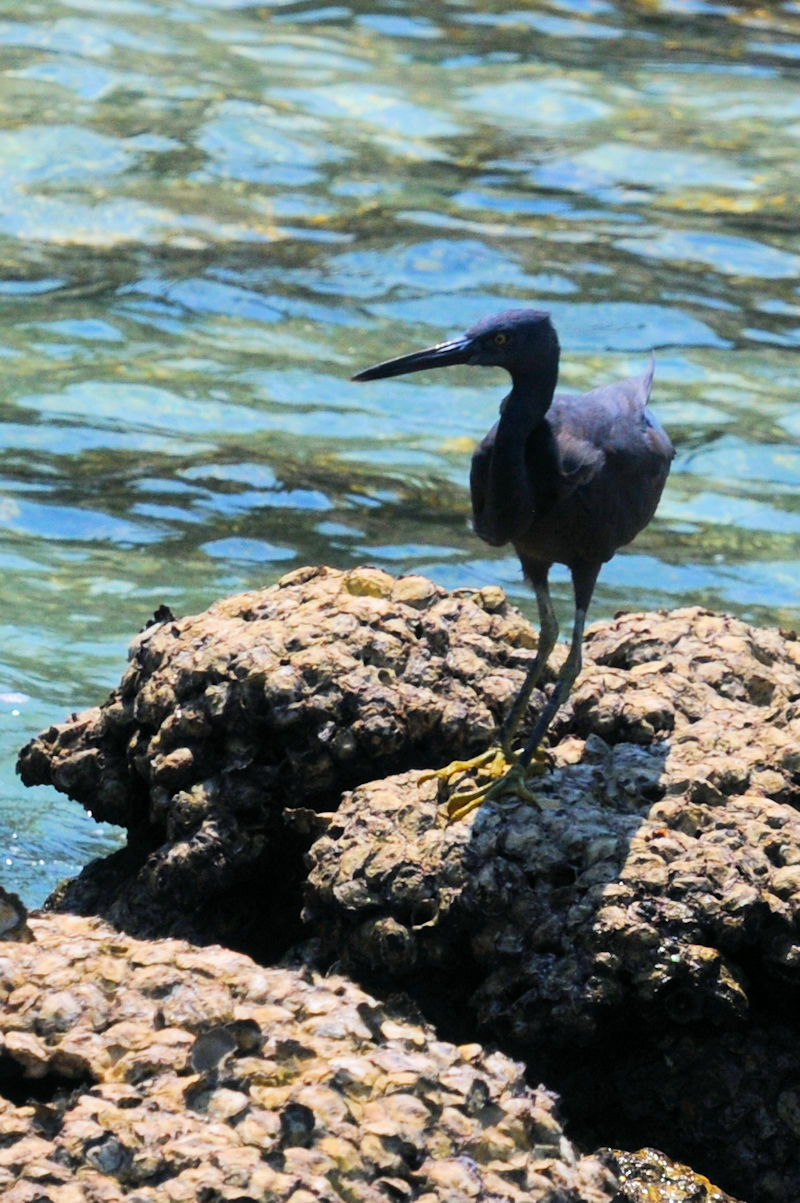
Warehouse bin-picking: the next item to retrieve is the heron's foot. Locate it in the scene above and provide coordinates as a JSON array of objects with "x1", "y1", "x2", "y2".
[
  {"x1": 446, "y1": 761, "x2": 547, "y2": 822},
  {"x1": 419, "y1": 745, "x2": 510, "y2": 791},
  {"x1": 426, "y1": 745, "x2": 552, "y2": 823}
]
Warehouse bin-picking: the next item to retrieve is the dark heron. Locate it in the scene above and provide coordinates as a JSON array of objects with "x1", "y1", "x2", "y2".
[{"x1": 353, "y1": 309, "x2": 674, "y2": 819}]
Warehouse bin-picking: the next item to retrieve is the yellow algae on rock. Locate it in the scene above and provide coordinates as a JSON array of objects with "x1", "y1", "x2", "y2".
[{"x1": 342, "y1": 566, "x2": 395, "y2": 598}]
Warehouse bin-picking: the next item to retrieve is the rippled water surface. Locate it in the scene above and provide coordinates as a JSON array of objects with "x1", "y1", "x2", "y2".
[{"x1": 2, "y1": 0, "x2": 799, "y2": 904}]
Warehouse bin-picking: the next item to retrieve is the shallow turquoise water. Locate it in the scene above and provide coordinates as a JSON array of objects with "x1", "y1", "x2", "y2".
[{"x1": 1, "y1": 0, "x2": 799, "y2": 905}]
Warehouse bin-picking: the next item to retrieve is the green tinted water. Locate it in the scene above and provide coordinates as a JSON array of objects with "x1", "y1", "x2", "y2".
[{"x1": 2, "y1": 0, "x2": 799, "y2": 904}]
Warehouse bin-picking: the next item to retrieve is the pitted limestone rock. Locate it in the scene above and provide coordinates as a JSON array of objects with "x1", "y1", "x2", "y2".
[
  {"x1": 12, "y1": 571, "x2": 798, "y2": 1199},
  {"x1": 304, "y1": 607, "x2": 800, "y2": 1202},
  {"x1": 16, "y1": 566, "x2": 542, "y2": 945},
  {"x1": 306, "y1": 762, "x2": 800, "y2": 1040},
  {"x1": 19, "y1": 566, "x2": 542, "y2": 828},
  {"x1": 0, "y1": 912, "x2": 618, "y2": 1203}
]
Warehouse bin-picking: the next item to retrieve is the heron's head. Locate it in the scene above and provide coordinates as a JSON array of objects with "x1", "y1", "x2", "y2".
[{"x1": 352, "y1": 309, "x2": 559, "y2": 382}]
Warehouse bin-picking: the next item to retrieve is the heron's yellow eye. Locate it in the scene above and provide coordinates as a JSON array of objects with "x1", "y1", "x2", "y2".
[{"x1": 494, "y1": 332, "x2": 509, "y2": 346}]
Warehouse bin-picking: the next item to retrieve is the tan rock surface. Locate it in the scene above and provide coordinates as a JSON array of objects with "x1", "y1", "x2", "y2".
[
  {"x1": 606, "y1": 1147, "x2": 742, "y2": 1203},
  {"x1": 0, "y1": 913, "x2": 617, "y2": 1203},
  {"x1": 304, "y1": 605, "x2": 800, "y2": 1202},
  {"x1": 13, "y1": 568, "x2": 800, "y2": 1201},
  {"x1": 17, "y1": 566, "x2": 543, "y2": 952}
]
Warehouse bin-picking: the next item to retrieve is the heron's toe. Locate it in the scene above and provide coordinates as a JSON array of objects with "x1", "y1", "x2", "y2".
[
  {"x1": 419, "y1": 745, "x2": 508, "y2": 789},
  {"x1": 444, "y1": 761, "x2": 545, "y2": 822}
]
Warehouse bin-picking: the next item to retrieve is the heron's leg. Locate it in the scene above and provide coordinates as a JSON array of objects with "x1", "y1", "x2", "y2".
[
  {"x1": 515, "y1": 559, "x2": 600, "y2": 771},
  {"x1": 419, "y1": 745, "x2": 508, "y2": 787},
  {"x1": 499, "y1": 572, "x2": 558, "y2": 758},
  {"x1": 445, "y1": 562, "x2": 600, "y2": 822},
  {"x1": 444, "y1": 608, "x2": 585, "y2": 821},
  {"x1": 420, "y1": 567, "x2": 555, "y2": 796},
  {"x1": 515, "y1": 607, "x2": 586, "y2": 770}
]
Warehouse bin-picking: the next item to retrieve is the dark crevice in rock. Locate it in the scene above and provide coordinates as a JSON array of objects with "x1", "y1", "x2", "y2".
[
  {"x1": 309, "y1": 933, "x2": 488, "y2": 1055},
  {"x1": 0, "y1": 1056, "x2": 94, "y2": 1107},
  {"x1": 535, "y1": 1014, "x2": 796, "y2": 1203},
  {"x1": 50, "y1": 823, "x2": 312, "y2": 963}
]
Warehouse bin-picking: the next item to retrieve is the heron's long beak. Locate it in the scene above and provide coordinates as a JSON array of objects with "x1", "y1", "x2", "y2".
[{"x1": 352, "y1": 335, "x2": 473, "y2": 381}]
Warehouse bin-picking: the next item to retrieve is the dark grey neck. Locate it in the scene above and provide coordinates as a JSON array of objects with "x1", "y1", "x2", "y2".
[
  {"x1": 478, "y1": 358, "x2": 560, "y2": 546},
  {"x1": 499, "y1": 351, "x2": 559, "y2": 429}
]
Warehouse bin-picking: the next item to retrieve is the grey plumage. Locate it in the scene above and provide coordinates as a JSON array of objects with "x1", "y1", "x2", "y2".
[{"x1": 353, "y1": 308, "x2": 674, "y2": 816}]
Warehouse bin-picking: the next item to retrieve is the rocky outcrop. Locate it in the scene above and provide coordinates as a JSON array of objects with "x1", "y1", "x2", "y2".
[
  {"x1": 607, "y1": 1148, "x2": 741, "y2": 1203},
  {"x1": 305, "y1": 607, "x2": 800, "y2": 1202},
  {"x1": 13, "y1": 566, "x2": 800, "y2": 1200},
  {"x1": 17, "y1": 566, "x2": 541, "y2": 955},
  {"x1": 307, "y1": 608, "x2": 800, "y2": 1037},
  {"x1": 0, "y1": 913, "x2": 619, "y2": 1203}
]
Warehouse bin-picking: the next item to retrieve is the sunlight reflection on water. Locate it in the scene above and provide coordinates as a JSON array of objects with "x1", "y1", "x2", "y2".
[{"x1": 0, "y1": 0, "x2": 799, "y2": 903}]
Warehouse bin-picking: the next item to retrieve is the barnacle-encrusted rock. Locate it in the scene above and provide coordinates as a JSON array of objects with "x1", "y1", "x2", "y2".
[
  {"x1": 305, "y1": 608, "x2": 800, "y2": 1202},
  {"x1": 606, "y1": 1147, "x2": 742, "y2": 1203},
  {"x1": 573, "y1": 607, "x2": 800, "y2": 807},
  {"x1": 0, "y1": 887, "x2": 33, "y2": 943},
  {"x1": 0, "y1": 912, "x2": 619, "y2": 1203},
  {"x1": 13, "y1": 570, "x2": 800, "y2": 1200},
  {"x1": 17, "y1": 566, "x2": 541, "y2": 950},
  {"x1": 307, "y1": 608, "x2": 800, "y2": 1039}
]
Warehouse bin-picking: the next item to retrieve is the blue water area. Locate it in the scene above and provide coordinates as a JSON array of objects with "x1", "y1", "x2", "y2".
[{"x1": 0, "y1": 0, "x2": 799, "y2": 906}]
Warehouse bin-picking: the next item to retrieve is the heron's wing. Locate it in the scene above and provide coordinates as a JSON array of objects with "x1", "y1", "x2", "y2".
[
  {"x1": 473, "y1": 407, "x2": 610, "y2": 544},
  {"x1": 550, "y1": 361, "x2": 667, "y2": 470},
  {"x1": 471, "y1": 363, "x2": 672, "y2": 554},
  {"x1": 550, "y1": 428, "x2": 605, "y2": 490},
  {"x1": 545, "y1": 363, "x2": 673, "y2": 559}
]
